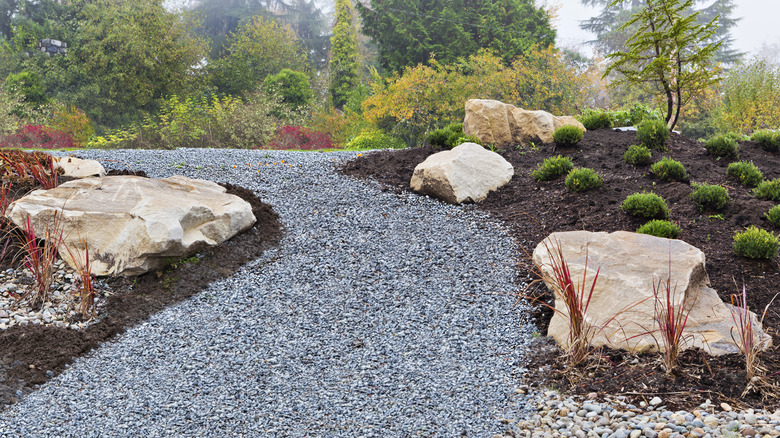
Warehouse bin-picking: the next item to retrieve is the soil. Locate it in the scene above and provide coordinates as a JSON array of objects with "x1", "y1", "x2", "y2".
[
  {"x1": 0, "y1": 170, "x2": 283, "y2": 409},
  {"x1": 340, "y1": 129, "x2": 780, "y2": 411}
]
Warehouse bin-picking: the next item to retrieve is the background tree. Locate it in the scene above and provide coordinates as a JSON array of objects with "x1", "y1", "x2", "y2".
[
  {"x1": 581, "y1": 0, "x2": 741, "y2": 65},
  {"x1": 263, "y1": 68, "x2": 313, "y2": 109},
  {"x1": 356, "y1": 0, "x2": 555, "y2": 73},
  {"x1": 603, "y1": 0, "x2": 722, "y2": 131},
  {"x1": 329, "y1": 0, "x2": 360, "y2": 109},
  {"x1": 209, "y1": 15, "x2": 310, "y2": 97}
]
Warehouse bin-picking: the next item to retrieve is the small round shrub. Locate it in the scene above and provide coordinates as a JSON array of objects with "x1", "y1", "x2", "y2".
[
  {"x1": 690, "y1": 182, "x2": 730, "y2": 212},
  {"x1": 766, "y1": 205, "x2": 780, "y2": 228},
  {"x1": 637, "y1": 220, "x2": 681, "y2": 239},
  {"x1": 427, "y1": 122, "x2": 466, "y2": 148},
  {"x1": 454, "y1": 135, "x2": 482, "y2": 146},
  {"x1": 553, "y1": 125, "x2": 584, "y2": 147},
  {"x1": 636, "y1": 119, "x2": 670, "y2": 151},
  {"x1": 704, "y1": 135, "x2": 739, "y2": 159},
  {"x1": 621, "y1": 192, "x2": 669, "y2": 219},
  {"x1": 346, "y1": 131, "x2": 406, "y2": 150},
  {"x1": 624, "y1": 144, "x2": 652, "y2": 165},
  {"x1": 733, "y1": 226, "x2": 779, "y2": 260},
  {"x1": 532, "y1": 155, "x2": 574, "y2": 182},
  {"x1": 754, "y1": 178, "x2": 780, "y2": 201},
  {"x1": 579, "y1": 111, "x2": 612, "y2": 130},
  {"x1": 726, "y1": 161, "x2": 764, "y2": 187},
  {"x1": 426, "y1": 128, "x2": 450, "y2": 147},
  {"x1": 751, "y1": 129, "x2": 780, "y2": 152},
  {"x1": 650, "y1": 157, "x2": 688, "y2": 181},
  {"x1": 565, "y1": 167, "x2": 603, "y2": 192}
]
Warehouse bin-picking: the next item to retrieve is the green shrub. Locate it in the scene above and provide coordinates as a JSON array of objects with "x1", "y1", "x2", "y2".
[
  {"x1": 532, "y1": 155, "x2": 574, "y2": 182},
  {"x1": 624, "y1": 144, "x2": 652, "y2": 165},
  {"x1": 650, "y1": 157, "x2": 688, "y2": 181},
  {"x1": 579, "y1": 111, "x2": 612, "y2": 130},
  {"x1": 621, "y1": 192, "x2": 669, "y2": 219},
  {"x1": 733, "y1": 226, "x2": 779, "y2": 259},
  {"x1": 766, "y1": 205, "x2": 780, "y2": 228},
  {"x1": 754, "y1": 178, "x2": 780, "y2": 201},
  {"x1": 263, "y1": 69, "x2": 313, "y2": 110},
  {"x1": 454, "y1": 135, "x2": 481, "y2": 146},
  {"x1": 636, "y1": 119, "x2": 670, "y2": 151},
  {"x1": 704, "y1": 135, "x2": 739, "y2": 159},
  {"x1": 636, "y1": 220, "x2": 681, "y2": 239},
  {"x1": 565, "y1": 167, "x2": 603, "y2": 192},
  {"x1": 426, "y1": 122, "x2": 471, "y2": 149},
  {"x1": 690, "y1": 182, "x2": 730, "y2": 212},
  {"x1": 751, "y1": 129, "x2": 780, "y2": 152},
  {"x1": 553, "y1": 125, "x2": 584, "y2": 147},
  {"x1": 726, "y1": 161, "x2": 764, "y2": 187},
  {"x1": 346, "y1": 131, "x2": 406, "y2": 150}
]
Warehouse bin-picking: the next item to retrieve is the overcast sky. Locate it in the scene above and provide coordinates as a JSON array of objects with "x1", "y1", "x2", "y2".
[{"x1": 552, "y1": 0, "x2": 780, "y2": 57}]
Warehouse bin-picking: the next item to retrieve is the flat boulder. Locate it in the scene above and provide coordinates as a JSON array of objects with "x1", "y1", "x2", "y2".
[
  {"x1": 532, "y1": 230, "x2": 771, "y2": 356},
  {"x1": 54, "y1": 156, "x2": 106, "y2": 178},
  {"x1": 410, "y1": 142, "x2": 513, "y2": 204},
  {"x1": 463, "y1": 99, "x2": 585, "y2": 148},
  {"x1": 7, "y1": 175, "x2": 256, "y2": 276}
]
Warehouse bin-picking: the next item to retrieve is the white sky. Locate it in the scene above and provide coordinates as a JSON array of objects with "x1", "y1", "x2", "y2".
[{"x1": 550, "y1": 0, "x2": 780, "y2": 57}]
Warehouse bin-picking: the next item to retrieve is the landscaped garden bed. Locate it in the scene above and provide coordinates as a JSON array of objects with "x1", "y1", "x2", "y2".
[{"x1": 341, "y1": 128, "x2": 780, "y2": 411}]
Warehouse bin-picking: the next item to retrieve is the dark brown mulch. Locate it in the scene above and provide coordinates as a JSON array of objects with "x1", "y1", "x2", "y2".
[
  {"x1": 339, "y1": 129, "x2": 780, "y2": 411},
  {"x1": 0, "y1": 171, "x2": 282, "y2": 408}
]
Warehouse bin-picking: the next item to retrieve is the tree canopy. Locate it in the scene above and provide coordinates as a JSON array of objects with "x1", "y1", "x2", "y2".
[
  {"x1": 580, "y1": 0, "x2": 741, "y2": 65},
  {"x1": 329, "y1": 0, "x2": 360, "y2": 109},
  {"x1": 356, "y1": 0, "x2": 555, "y2": 73},
  {"x1": 603, "y1": 0, "x2": 722, "y2": 131}
]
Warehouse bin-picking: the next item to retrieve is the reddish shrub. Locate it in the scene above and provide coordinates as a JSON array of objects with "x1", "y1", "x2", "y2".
[
  {"x1": 0, "y1": 125, "x2": 76, "y2": 150},
  {"x1": 267, "y1": 126, "x2": 333, "y2": 150}
]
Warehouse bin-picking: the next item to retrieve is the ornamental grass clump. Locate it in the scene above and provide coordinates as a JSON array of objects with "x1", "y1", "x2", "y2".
[
  {"x1": 754, "y1": 178, "x2": 780, "y2": 202},
  {"x1": 705, "y1": 135, "x2": 739, "y2": 159},
  {"x1": 636, "y1": 220, "x2": 681, "y2": 239},
  {"x1": 553, "y1": 125, "x2": 584, "y2": 147},
  {"x1": 733, "y1": 226, "x2": 779, "y2": 260},
  {"x1": 652, "y1": 258, "x2": 693, "y2": 374},
  {"x1": 65, "y1": 238, "x2": 97, "y2": 320},
  {"x1": 623, "y1": 144, "x2": 652, "y2": 165},
  {"x1": 727, "y1": 161, "x2": 764, "y2": 187},
  {"x1": 9, "y1": 213, "x2": 65, "y2": 309},
  {"x1": 690, "y1": 182, "x2": 730, "y2": 212},
  {"x1": 766, "y1": 205, "x2": 780, "y2": 228},
  {"x1": 729, "y1": 285, "x2": 771, "y2": 385},
  {"x1": 751, "y1": 129, "x2": 780, "y2": 152},
  {"x1": 621, "y1": 192, "x2": 669, "y2": 219},
  {"x1": 565, "y1": 167, "x2": 602, "y2": 192},
  {"x1": 650, "y1": 157, "x2": 688, "y2": 182},
  {"x1": 636, "y1": 119, "x2": 669, "y2": 151},
  {"x1": 532, "y1": 155, "x2": 573, "y2": 182}
]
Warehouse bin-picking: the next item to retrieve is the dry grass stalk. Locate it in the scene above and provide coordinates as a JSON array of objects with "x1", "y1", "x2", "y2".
[{"x1": 730, "y1": 286, "x2": 779, "y2": 397}]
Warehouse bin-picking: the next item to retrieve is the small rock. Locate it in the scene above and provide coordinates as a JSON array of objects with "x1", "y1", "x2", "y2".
[
  {"x1": 0, "y1": 309, "x2": 7, "y2": 318},
  {"x1": 721, "y1": 403, "x2": 733, "y2": 412},
  {"x1": 650, "y1": 397, "x2": 663, "y2": 406},
  {"x1": 747, "y1": 415, "x2": 758, "y2": 425},
  {"x1": 743, "y1": 428, "x2": 758, "y2": 437}
]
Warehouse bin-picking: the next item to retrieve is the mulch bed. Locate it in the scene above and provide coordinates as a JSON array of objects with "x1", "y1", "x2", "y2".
[
  {"x1": 0, "y1": 170, "x2": 283, "y2": 408},
  {"x1": 339, "y1": 129, "x2": 780, "y2": 411}
]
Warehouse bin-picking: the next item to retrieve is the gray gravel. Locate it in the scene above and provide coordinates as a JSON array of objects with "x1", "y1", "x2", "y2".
[{"x1": 0, "y1": 149, "x2": 534, "y2": 437}]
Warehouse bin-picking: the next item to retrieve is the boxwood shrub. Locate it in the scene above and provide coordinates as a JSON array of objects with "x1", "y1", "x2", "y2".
[
  {"x1": 726, "y1": 161, "x2": 764, "y2": 187},
  {"x1": 624, "y1": 144, "x2": 652, "y2": 165},
  {"x1": 754, "y1": 178, "x2": 780, "y2": 201},
  {"x1": 650, "y1": 157, "x2": 688, "y2": 182},
  {"x1": 532, "y1": 155, "x2": 574, "y2": 182},
  {"x1": 621, "y1": 192, "x2": 669, "y2": 219},
  {"x1": 636, "y1": 220, "x2": 681, "y2": 239},
  {"x1": 704, "y1": 135, "x2": 739, "y2": 159},
  {"x1": 553, "y1": 125, "x2": 584, "y2": 147},
  {"x1": 766, "y1": 205, "x2": 780, "y2": 228},
  {"x1": 690, "y1": 182, "x2": 730, "y2": 212},
  {"x1": 636, "y1": 119, "x2": 670, "y2": 151},
  {"x1": 565, "y1": 167, "x2": 603, "y2": 192},
  {"x1": 751, "y1": 129, "x2": 780, "y2": 152},
  {"x1": 733, "y1": 226, "x2": 779, "y2": 260},
  {"x1": 579, "y1": 111, "x2": 612, "y2": 130}
]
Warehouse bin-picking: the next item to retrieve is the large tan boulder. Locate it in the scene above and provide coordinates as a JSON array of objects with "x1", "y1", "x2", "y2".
[
  {"x1": 532, "y1": 230, "x2": 771, "y2": 356},
  {"x1": 7, "y1": 175, "x2": 256, "y2": 277},
  {"x1": 54, "y1": 156, "x2": 106, "y2": 178},
  {"x1": 463, "y1": 99, "x2": 585, "y2": 148},
  {"x1": 410, "y1": 142, "x2": 514, "y2": 204}
]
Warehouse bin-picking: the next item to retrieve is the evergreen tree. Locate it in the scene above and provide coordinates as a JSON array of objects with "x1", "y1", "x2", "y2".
[
  {"x1": 603, "y1": 0, "x2": 722, "y2": 131},
  {"x1": 581, "y1": 0, "x2": 741, "y2": 64},
  {"x1": 356, "y1": 0, "x2": 555, "y2": 73},
  {"x1": 329, "y1": 0, "x2": 360, "y2": 109}
]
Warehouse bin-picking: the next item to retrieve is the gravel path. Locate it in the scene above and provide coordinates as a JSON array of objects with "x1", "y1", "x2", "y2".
[{"x1": 0, "y1": 149, "x2": 533, "y2": 437}]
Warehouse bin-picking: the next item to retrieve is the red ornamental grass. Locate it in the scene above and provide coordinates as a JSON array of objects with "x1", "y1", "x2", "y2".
[
  {"x1": 9, "y1": 213, "x2": 65, "y2": 308},
  {"x1": 66, "y1": 238, "x2": 97, "y2": 319},
  {"x1": 0, "y1": 150, "x2": 59, "y2": 189},
  {"x1": 539, "y1": 238, "x2": 600, "y2": 366},
  {"x1": 652, "y1": 257, "x2": 692, "y2": 374}
]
